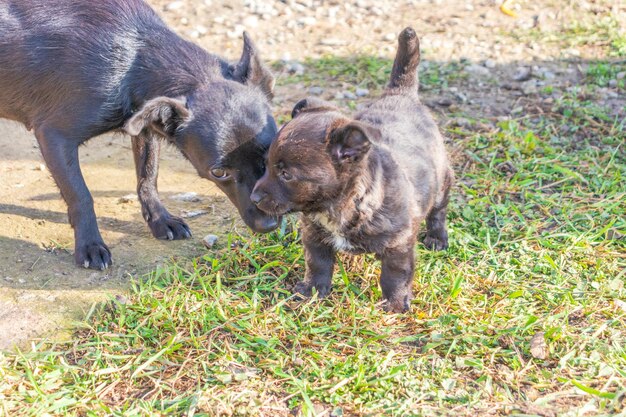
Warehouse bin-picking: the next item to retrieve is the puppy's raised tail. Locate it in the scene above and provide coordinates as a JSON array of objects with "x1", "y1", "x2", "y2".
[{"x1": 388, "y1": 27, "x2": 420, "y2": 91}]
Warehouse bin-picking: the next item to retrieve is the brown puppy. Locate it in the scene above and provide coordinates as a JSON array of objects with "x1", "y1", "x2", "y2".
[{"x1": 251, "y1": 28, "x2": 453, "y2": 312}]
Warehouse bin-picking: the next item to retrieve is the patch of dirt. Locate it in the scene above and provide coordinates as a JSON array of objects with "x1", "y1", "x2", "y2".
[
  {"x1": 0, "y1": 126, "x2": 241, "y2": 349},
  {"x1": 1, "y1": 0, "x2": 624, "y2": 349}
]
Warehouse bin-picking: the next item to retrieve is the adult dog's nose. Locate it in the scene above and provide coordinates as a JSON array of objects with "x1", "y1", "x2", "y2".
[{"x1": 250, "y1": 188, "x2": 266, "y2": 205}]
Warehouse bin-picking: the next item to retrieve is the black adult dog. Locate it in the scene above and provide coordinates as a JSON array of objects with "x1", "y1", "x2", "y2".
[
  {"x1": 0, "y1": 0, "x2": 279, "y2": 270},
  {"x1": 251, "y1": 28, "x2": 453, "y2": 313}
]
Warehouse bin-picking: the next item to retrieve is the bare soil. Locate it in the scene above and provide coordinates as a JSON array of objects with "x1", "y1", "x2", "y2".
[{"x1": 1, "y1": 0, "x2": 623, "y2": 349}]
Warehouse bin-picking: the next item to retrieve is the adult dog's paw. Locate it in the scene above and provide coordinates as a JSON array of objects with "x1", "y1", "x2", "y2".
[
  {"x1": 149, "y1": 214, "x2": 192, "y2": 240},
  {"x1": 75, "y1": 241, "x2": 112, "y2": 270}
]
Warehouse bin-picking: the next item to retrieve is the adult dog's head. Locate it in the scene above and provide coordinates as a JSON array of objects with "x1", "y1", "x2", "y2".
[
  {"x1": 251, "y1": 98, "x2": 380, "y2": 216},
  {"x1": 124, "y1": 33, "x2": 280, "y2": 232}
]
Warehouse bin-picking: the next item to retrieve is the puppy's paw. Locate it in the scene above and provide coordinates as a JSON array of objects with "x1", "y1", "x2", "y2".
[
  {"x1": 382, "y1": 297, "x2": 411, "y2": 313},
  {"x1": 293, "y1": 281, "x2": 330, "y2": 299},
  {"x1": 149, "y1": 214, "x2": 192, "y2": 240},
  {"x1": 423, "y1": 235, "x2": 448, "y2": 251},
  {"x1": 75, "y1": 241, "x2": 112, "y2": 270}
]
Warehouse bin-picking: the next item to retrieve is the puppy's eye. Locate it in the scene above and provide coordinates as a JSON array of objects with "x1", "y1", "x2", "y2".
[
  {"x1": 210, "y1": 168, "x2": 230, "y2": 179},
  {"x1": 279, "y1": 170, "x2": 293, "y2": 181}
]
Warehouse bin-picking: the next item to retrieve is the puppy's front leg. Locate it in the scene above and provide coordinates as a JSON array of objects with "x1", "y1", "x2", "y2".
[
  {"x1": 132, "y1": 134, "x2": 191, "y2": 240},
  {"x1": 296, "y1": 225, "x2": 336, "y2": 298},
  {"x1": 35, "y1": 127, "x2": 111, "y2": 270},
  {"x1": 380, "y1": 245, "x2": 416, "y2": 313}
]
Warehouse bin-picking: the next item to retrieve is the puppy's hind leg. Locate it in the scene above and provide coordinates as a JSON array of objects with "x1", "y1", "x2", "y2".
[
  {"x1": 132, "y1": 134, "x2": 192, "y2": 240},
  {"x1": 423, "y1": 171, "x2": 452, "y2": 251}
]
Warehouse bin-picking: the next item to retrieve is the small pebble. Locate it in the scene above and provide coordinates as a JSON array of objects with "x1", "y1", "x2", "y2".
[
  {"x1": 119, "y1": 194, "x2": 138, "y2": 203},
  {"x1": 384, "y1": 33, "x2": 396, "y2": 41},
  {"x1": 355, "y1": 88, "x2": 369, "y2": 97},
  {"x1": 484, "y1": 59, "x2": 496, "y2": 69},
  {"x1": 608, "y1": 79, "x2": 618, "y2": 88},
  {"x1": 181, "y1": 209, "x2": 208, "y2": 218},
  {"x1": 616, "y1": 71, "x2": 626, "y2": 80},
  {"x1": 465, "y1": 64, "x2": 490, "y2": 76},
  {"x1": 202, "y1": 234, "x2": 219, "y2": 249},
  {"x1": 308, "y1": 86, "x2": 324, "y2": 95},
  {"x1": 342, "y1": 91, "x2": 357, "y2": 100},
  {"x1": 170, "y1": 192, "x2": 200, "y2": 202},
  {"x1": 512, "y1": 66, "x2": 532, "y2": 82}
]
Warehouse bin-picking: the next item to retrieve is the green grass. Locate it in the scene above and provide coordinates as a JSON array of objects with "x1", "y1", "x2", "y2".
[
  {"x1": 274, "y1": 55, "x2": 464, "y2": 92},
  {"x1": 1, "y1": 88, "x2": 624, "y2": 416}
]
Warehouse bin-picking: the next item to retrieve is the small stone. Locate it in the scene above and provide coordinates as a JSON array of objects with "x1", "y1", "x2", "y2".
[
  {"x1": 384, "y1": 33, "x2": 396, "y2": 41},
  {"x1": 484, "y1": 59, "x2": 496, "y2": 69},
  {"x1": 18, "y1": 278, "x2": 25, "y2": 284},
  {"x1": 512, "y1": 66, "x2": 532, "y2": 82},
  {"x1": 196, "y1": 25, "x2": 208, "y2": 35},
  {"x1": 35, "y1": 163, "x2": 46, "y2": 171},
  {"x1": 119, "y1": 194, "x2": 138, "y2": 203},
  {"x1": 298, "y1": 16, "x2": 317, "y2": 26},
  {"x1": 342, "y1": 91, "x2": 357, "y2": 100},
  {"x1": 436, "y1": 98, "x2": 453, "y2": 107},
  {"x1": 202, "y1": 234, "x2": 219, "y2": 249},
  {"x1": 448, "y1": 117, "x2": 471, "y2": 128},
  {"x1": 165, "y1": 1, "x2": 184, "y2": 11},
  {"x1": 608, "y1": 79, "x2": 618, "y2": 88},
  {"x1": 465, "y1": 64, "x2": 490, "y2": 76},
  {"x1": 308, "y1": 86, "x2": 324, "y2": 95},
  {"x1": 521, "y1": 79, "x2": 538, "y2": 95},
  {"x1": 319, "y1": 38, "x2": 347, "y2": 46},
  {"x1": 616, "y1": 71, "x2": 626, "y2": 80},
  {"x1": 334, "y1": 92, "x2": 344, "y2": 100},
  {"x1": 355, "y1": 88, "x2": 369, "y2": 97},
  {"x1": 287, "y1": 62, "x2": 305, "y2": 75},
  {"x1": 4, "y1": 276, "x2": 12, "y2": 282},
  {"x1": 242, "y1": 15, "x2": 259, "y2": 28},
  {"x1": 530, "y1": 332, "x2": 548, "y2": 360},
  {"x1": 180, "y1": 17, "x2": 189, "y2": 25},
  {"x1": 181, "y1": 209, "x2": 208, "y2": 218},
  {"x1": 170, "y1": 192, "x2": 200, "y2": 202},
  {"x1": 115, "y1": 294, "x2": 130, "y2": 305}
]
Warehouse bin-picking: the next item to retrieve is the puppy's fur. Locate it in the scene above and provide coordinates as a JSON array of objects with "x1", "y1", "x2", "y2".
[{"x1": 252, "y1": 28, "x2": 453, "y2": 312}]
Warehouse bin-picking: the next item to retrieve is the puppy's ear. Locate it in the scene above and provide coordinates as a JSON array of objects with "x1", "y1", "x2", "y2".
[
  {"x1": 232, "y1": 32, "x2": 275, "y2": 100},
  {"x1": 328, "y1": 121, "x2": 380, "y2": 163},
  {"x1": 124, "y1": 96, "x2": 191, "y2": 138},
  {"x1": 291, "y1": 97, "x2": 333, "y2": 118}
]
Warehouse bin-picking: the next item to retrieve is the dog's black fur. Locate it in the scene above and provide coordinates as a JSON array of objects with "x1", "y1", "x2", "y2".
[
  {"x1": 0, "y1": 0, "x2": 280, "y2": 270},
  {"x1": 251, "y1": 28, "x2": 453, "y2": 312}
]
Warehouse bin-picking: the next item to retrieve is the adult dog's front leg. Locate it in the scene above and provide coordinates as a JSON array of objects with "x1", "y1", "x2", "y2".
[
  {"x1": 35, "y1": 127, "x2": 111, "y2": 269},
  {"x1": 132, "y1": 134, "x2": 191, "y2": 240}
]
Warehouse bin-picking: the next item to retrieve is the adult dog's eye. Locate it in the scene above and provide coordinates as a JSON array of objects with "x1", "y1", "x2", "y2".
[
  {"x1": 279, "y1": 170, "x2": 293, "y2": 181},
  {"x1": 210, "y1": 168, "x2": 230, "y2": 179}
]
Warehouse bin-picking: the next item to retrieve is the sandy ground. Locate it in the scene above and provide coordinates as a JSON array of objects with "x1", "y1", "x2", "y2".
[{"x1": 1, "y1": 0, "x2": 624, "y2": 349}]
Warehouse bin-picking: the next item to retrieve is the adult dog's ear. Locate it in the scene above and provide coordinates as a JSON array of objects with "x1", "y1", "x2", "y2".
[
  {"x1": 291, "y1": 97, "x2": 333, "y2": 118},
  {"x1": 328, "y1": 121, "x2": 380, "y2": 163},
  {"x1": 232, "y1": 32, "x2": 275, "y2": 100},
  {"x1": 124, "y1": 97, "x2": 191, "y2": 138}
]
